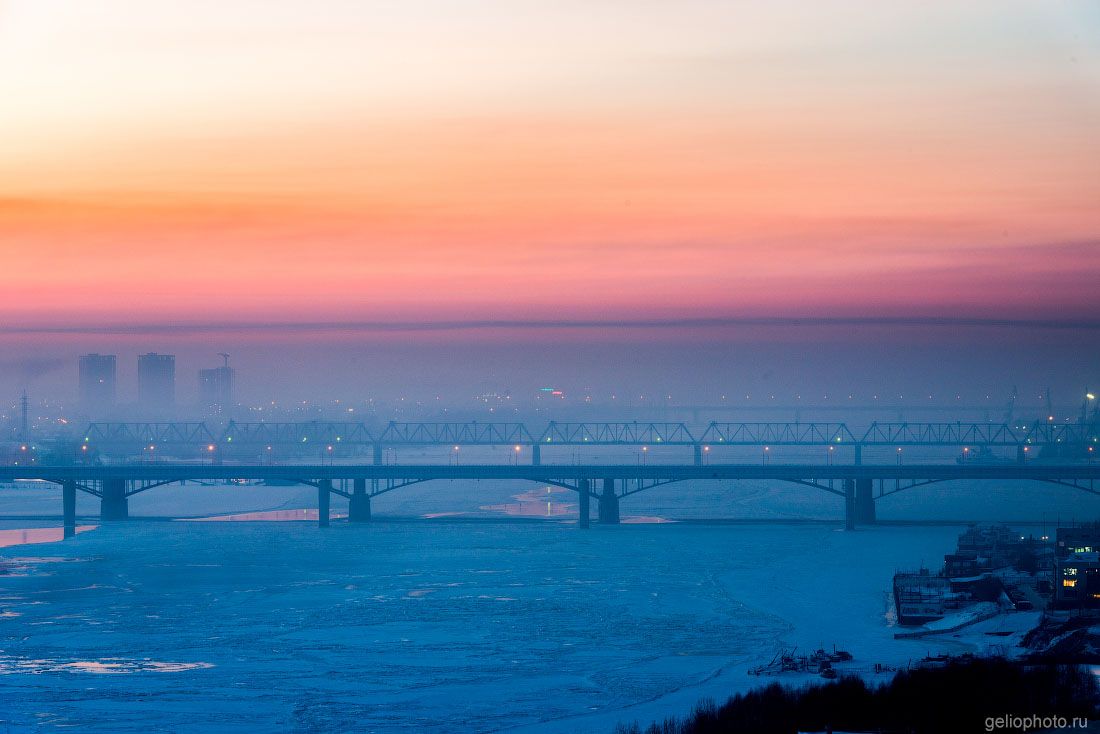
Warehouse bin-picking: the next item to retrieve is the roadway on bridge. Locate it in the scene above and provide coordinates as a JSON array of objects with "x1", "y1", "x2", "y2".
[{"x1": 3, "y1": 463, "x2": 1099, "y2": 483}]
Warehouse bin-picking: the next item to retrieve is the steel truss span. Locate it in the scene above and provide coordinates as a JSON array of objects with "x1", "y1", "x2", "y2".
[{"x1": 70, "y1": 418, "x2": 1100, "y2": 453}]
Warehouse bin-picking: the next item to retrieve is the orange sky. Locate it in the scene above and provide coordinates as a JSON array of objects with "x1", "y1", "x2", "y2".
[{"x1": 1, "y1": 1, "x2": 1098, "y2": 326}]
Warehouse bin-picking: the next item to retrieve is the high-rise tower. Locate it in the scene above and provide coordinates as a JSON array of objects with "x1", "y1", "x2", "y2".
[
  {"x1": 138, "y1": 353, "x2": 175, "y2": 412},
  {"x1": 78, "y1": 354, "x2": 116, "y2": 412}
]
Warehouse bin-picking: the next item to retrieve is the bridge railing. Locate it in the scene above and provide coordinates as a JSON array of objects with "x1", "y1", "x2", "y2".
[
  {"x1": 537, "y1": 422, "x2": 695, "y2": 445},
  {"x1": 1022, "y1": 422, "x2": 1099, "y2": 446},
  {"x1": 699, "y1": 422, "x2": 854, "y2": 445},
  {"x1": 858, "y1": 422, "x2": 1020, "y2": 446},
  {"x1": 82, "y1": 422, "x2": 217, "y2": 447},
  {"x1": 378, "y1": 422, "x2": 534, "y2": 445},
  {"x1": 220, "y1": 421, "x2": 375, "y2": 447}
]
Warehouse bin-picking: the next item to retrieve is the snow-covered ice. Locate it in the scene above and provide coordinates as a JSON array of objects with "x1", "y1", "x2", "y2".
[
  {"x1": 0, "y1": 516, "x2": 974, "y2": 733},
  {"x1": 0, "y1": 474, "x2": 1076, "y2": 732}
]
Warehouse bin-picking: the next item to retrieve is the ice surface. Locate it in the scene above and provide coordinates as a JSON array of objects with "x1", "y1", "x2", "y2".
[
  {"x1": 0, "y1": 474, "x2": 1074, "y2": 732},
  {"x1": 0, "y1": 517, "x2": 972, "y2": 733}
]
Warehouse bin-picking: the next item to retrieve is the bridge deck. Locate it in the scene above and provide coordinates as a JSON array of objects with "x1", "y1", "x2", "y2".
[{"x1": 3, "y1": 463, "x2": 1099, "y2": 482}]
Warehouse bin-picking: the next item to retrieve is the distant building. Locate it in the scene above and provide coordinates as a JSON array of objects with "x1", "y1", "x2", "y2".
[
  {"x1": 198, "y1": 363, "x2": 234, "y2": 412},
  {"x1": 78, "y1": 354, "x2": 116, "y2": 411},
  {"x1": 1055, "y1": 525, "x2": 1100, "y2": 608},
  {"x1": 138, "y1": 353, "x2": 175, "y2": 412},
  {"x1": 955, "y1": 523, "x2": 1022, "y2": 566},
  {"x1": 892, "y1": 570, "x2": 952, "y2": 625}
]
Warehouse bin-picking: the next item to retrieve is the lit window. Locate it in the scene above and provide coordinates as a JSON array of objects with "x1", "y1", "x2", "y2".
[
  {"x1": 1064, "y1": 579, "x2": 1078, "y2": 588},
  {"x1": 1066, "y1": 568, "x2": 1079, "y2": 576}
]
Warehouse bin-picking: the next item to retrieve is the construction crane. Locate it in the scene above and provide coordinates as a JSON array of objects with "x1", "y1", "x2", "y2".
[
  {"x1": 19, "y1": 390, "x2": 28, "y2": 441},
  {"x1": 1000, "y1": 386, "x2": 1017, "y2": 425},
  {"x1": 1080, "y1": 388, "x2": 1098, "y2": 426}
]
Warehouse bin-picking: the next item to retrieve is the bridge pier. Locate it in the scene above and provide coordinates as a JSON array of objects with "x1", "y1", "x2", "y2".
[
  {"x1": 318, "y1": 480, "x2": 331, "y2": 527},
  {"x1": 373, "y1": 443, "x2": 383, "y2": 465},
  {"x1": 693, "y1": 444, "x2": 702, "y2": 466},
  {"x1": 578, "y1": 479, "x2": 590, "y2": 529},
  {"x1": 599, "y1": 478, "x2": 620, "y2": 524},
  {"x1": 1017, "y1": 446, "x2": 1027, "y2": 465},
  {"x1": 349, "y1": 478, "x2": 371, "y2": 522},
  {"x1": 100, "y1": 478, "x2": 128, "y2": 520},
  {"x1": 854, "y1": 444, "x2": 863, "y2": 466},
  {"x1": 63, "y1": 480, "x2": 76, "y2": 538},
  {"x1": 844, "y1": 479, "x2": 856, "y2": 530},
  {"x1": 856, "y1": 478, "x2": 876, "y2": 524},
  {"x1": 532, "y1": 444, "x2": 541, "y2": 466}
]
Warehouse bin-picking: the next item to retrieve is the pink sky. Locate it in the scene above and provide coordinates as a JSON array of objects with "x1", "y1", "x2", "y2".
[{"x1": 1, "y1": 1, "x2": 1098, "y2": 327}]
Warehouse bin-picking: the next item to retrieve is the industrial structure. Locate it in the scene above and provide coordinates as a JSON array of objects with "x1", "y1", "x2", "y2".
[{"x1": 198, "y1": 353, "x2": 234, "y2": 413}]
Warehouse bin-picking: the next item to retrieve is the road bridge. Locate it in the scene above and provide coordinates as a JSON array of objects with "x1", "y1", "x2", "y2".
[{"x1": 2, "y1": 462, "x2": 1098, "y2": 535}]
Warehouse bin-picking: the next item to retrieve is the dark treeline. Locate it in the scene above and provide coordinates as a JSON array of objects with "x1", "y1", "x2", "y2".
[{"x1": 615, "y1": 658, "x2": 1098, "y2": 734}]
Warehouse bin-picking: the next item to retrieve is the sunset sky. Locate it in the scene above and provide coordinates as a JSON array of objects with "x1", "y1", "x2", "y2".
[{"x1": 1, "y1": 0, "x2": 1098, "y2": 332}]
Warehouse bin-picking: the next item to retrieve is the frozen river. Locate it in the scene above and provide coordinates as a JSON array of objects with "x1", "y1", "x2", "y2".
[
  {"x1": 2, "y1": 472, "x2": 1086, "y2": 733},
  {"x1": 0, "y1": 516, "x2": 969, "y2": 733}
]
